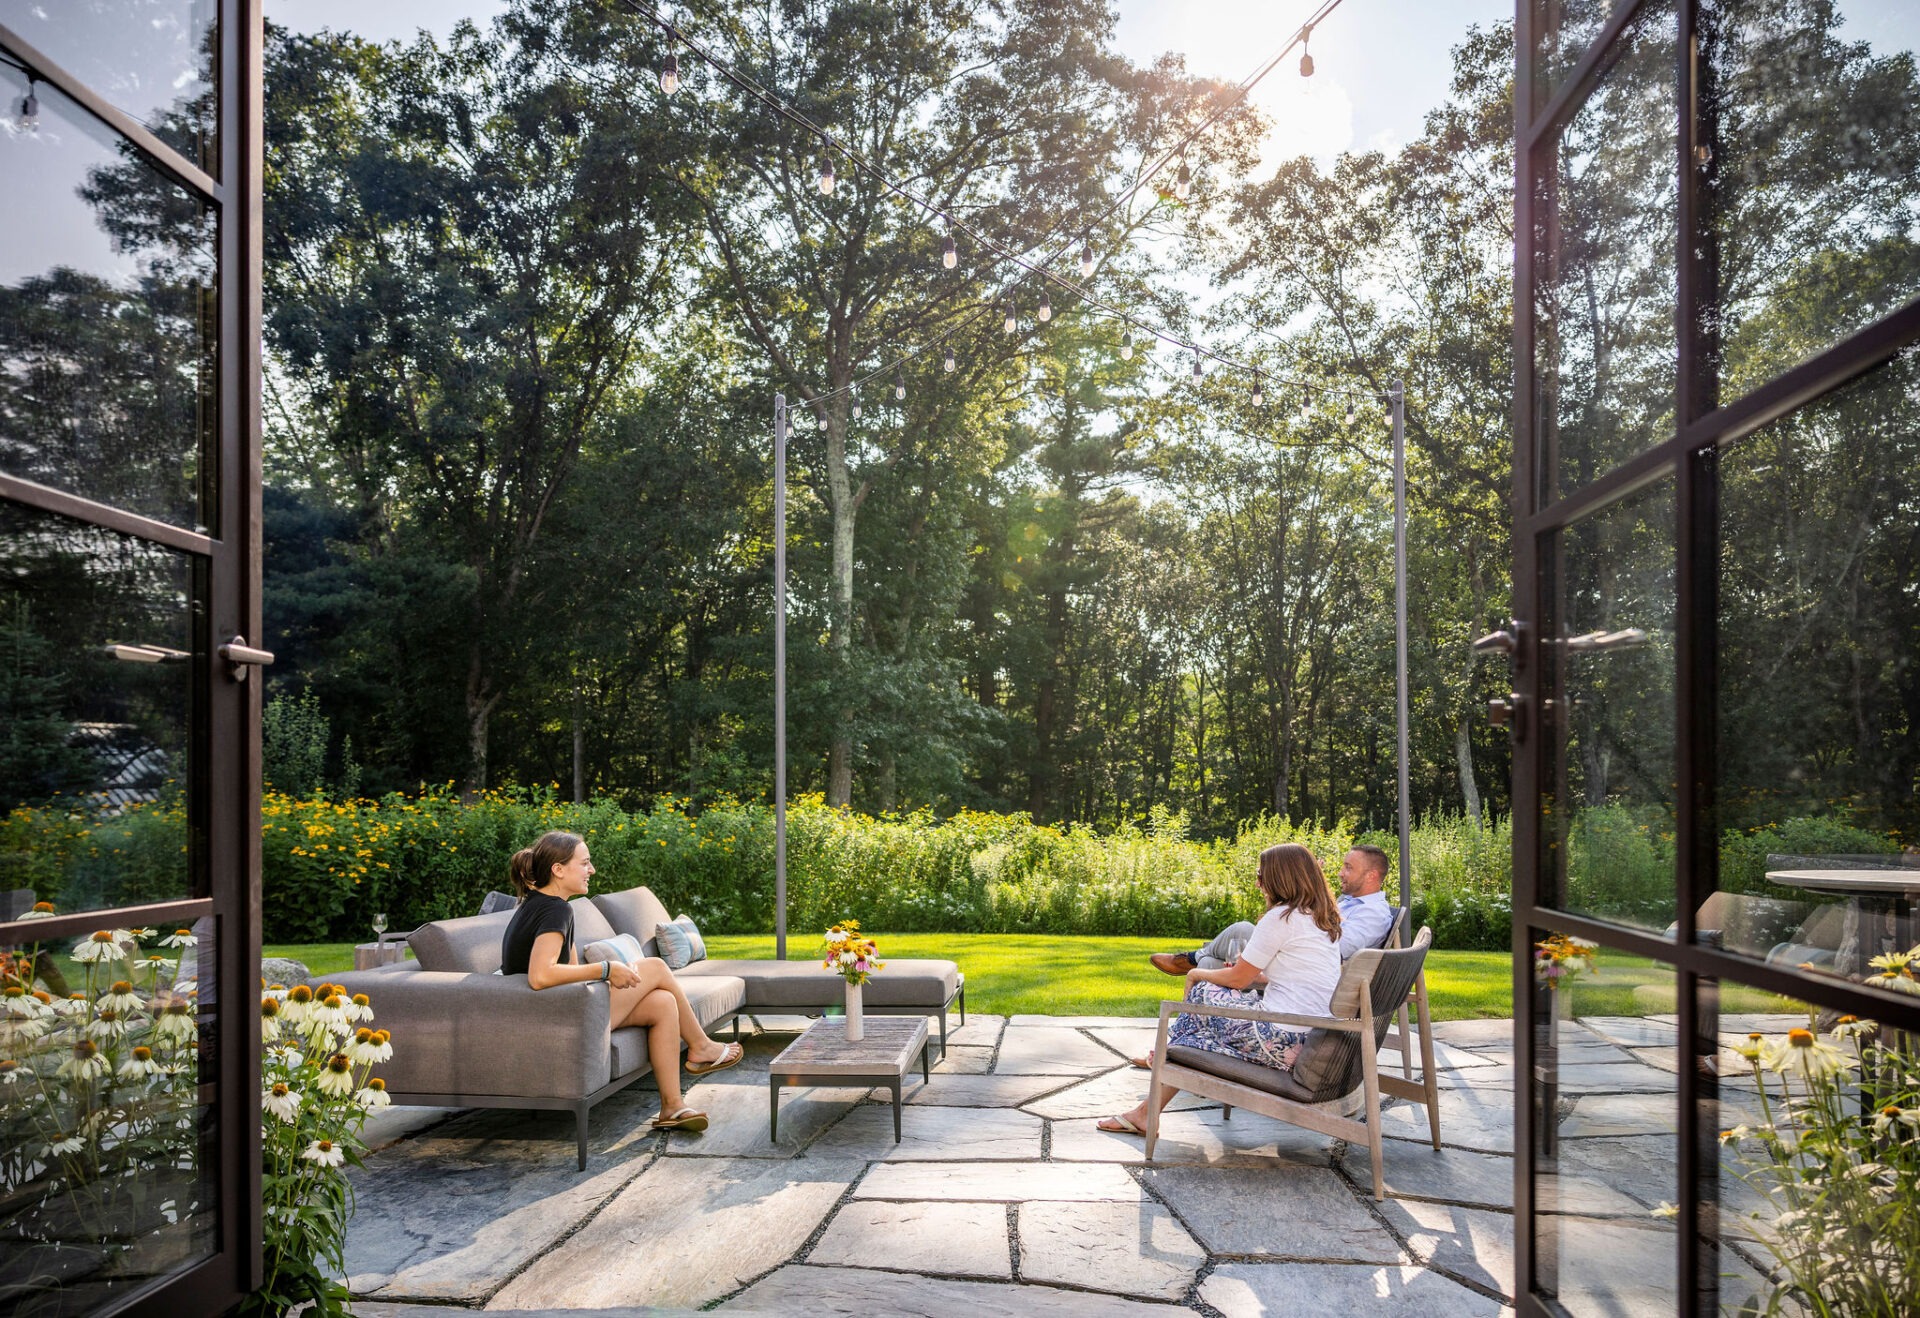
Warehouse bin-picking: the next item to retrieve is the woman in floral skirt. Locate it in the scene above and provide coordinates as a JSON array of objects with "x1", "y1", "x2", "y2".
[{"x1": 1097, "y1": 843, "x2": 1341, "y2": 1135}]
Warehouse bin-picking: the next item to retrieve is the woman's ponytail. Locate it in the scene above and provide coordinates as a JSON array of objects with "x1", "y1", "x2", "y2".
[
  {"x1": 508, "y1": 831, "x2": 583, "y2": 899},
  {"x1": 508, "y1": 847, "x2": 538, "y2": 898}
]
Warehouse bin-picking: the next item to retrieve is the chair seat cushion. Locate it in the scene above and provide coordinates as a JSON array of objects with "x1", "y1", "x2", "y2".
[
  {"x1": 679, "y1": 959, "x2": 958, "y2": 1009},
  {"x1": 1166, "y1": 1044, "x2": 1331, "y2": 1105}
]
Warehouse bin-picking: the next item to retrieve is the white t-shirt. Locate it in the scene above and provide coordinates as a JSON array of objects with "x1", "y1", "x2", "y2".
[{"x1": 1240, "y1": 904, "x2": 1342, "y2": 1020}]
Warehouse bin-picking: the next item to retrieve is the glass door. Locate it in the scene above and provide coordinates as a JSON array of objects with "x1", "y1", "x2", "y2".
[
  {"x1": 0, "y1": 2, "x2": 262, "y2": 1313},
  {"x1": 1513, "y1": 2, "x2": 1920, "y2": 1315}
]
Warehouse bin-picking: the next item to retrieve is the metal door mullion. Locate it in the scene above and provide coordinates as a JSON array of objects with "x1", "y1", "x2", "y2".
[{"x1": 1524, "y1": 0, "x2": 1653, "y2": 154}]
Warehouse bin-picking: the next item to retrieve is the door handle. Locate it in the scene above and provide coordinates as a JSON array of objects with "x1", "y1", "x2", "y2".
[
  {"x1": 103, "y1": 643, "x2": 191, "y2": 664},
  {"x1": 1472, "y1": 624, "x2": 1524, "y2": 656},
  {"x1": 1562, "y1": 628, "x2": 1649, "y2": 654},
  {"x1": 218, "y1": 635, "x2": 275, "y2": 683}
]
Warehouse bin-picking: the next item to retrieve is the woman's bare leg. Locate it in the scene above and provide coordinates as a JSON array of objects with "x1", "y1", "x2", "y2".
[
  {"x1": 618, "y1": 988, "x2": 687, "y2": 1111},
  {"x1": 1101, "y1": 1082, "x2": 1181, "y2": 1133},
  {"x1": 626, "y1": 958, "x2": 727, "y2": 1064}
]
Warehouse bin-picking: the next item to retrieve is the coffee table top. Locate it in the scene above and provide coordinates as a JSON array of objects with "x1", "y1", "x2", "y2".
[{"x1": 771, "y1": 1016, "x2": 929, "y2": 1077}]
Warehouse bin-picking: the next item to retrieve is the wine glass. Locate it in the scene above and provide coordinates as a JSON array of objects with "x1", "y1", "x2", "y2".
[
  {"x1": 371, "y1": 912, "x2": 389, "y2": 944},
  {"x1": 1223, "y1": 937, "x2": 1247, "y2": 967}
]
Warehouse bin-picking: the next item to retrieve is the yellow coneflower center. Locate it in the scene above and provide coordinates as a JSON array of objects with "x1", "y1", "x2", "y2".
[
  {"x1": 32, "y1": 902, "x2": 54, "y2": 913},
  {"x1": 1748, "y1": 1032, "x2": 1763, "y2": 1042},
  {"x1": 1838, "y1": 1015, "x2": 1858, "y2": 1025},
  {"x1": 5, "y1": 987, "x2": 23, "y2": 998},
  {"x1": 289, "y1": 986, "x2": 313, "y2": 1004},
  {"x1": 368, "y1": 1078, "x2": 386, "y2": 1092},
  {"x1": 172, "y1": 929, "x2": 190, "y2": 938},
  {"x1": 321, "y1": 994, "x2": 343, "y2": 1011},
  {"x1": 261, "y1": 998, "x2": 280, "y2": 1017},
  {"x1": 373, "y1": 1029, "x2": 391, "y2": 1045},
  {"x1": 352, "y1": 994, "x2": 370, "y2": 1008},
  {"x1": 32, "y1": 991, "x2": 51, "y2": 1004},
  {"x1": 0, "y1": 1060, "x2": 17, "y2": 1073},
  {"x1": 354, "y1": 1027, "x2": 374, "y2": 1044},
  {"x1": 316, "y1": 1140, "x2": 334, "y2": 1152},
  {"x1": 67, "y1": 994, "x2": 84, "y2": 1003},
  {"x1": 271, "y1": 1082, "x2": 290, "y2": 1097},
  {"x1": 98, "y1": 1009, "x2": 119, "y2": 1022},
  {"x1": 73, "y1": 1041, "x2": 98, "y2": 1057},
  {"x1": 89, "y1": 931, "x2": 114, "y2": 944},
  {"x1": 109, "y1": 981, "x2": 132, "y2": 995},
  {"x1": 132, "y1": 1047, "x2": 152, "y2": 1061},
  {"x1": 1884, "y1": 1105, "x2": 1901, "y2": 1117},
  {"x1": 165, "y1": 1002, "x2": 191, "y2": 1016},
  {"x1": 1787, "y1": 1028, "x2": 1815, "y2": 1047},
  {"x1": 326, "y1": 1054, "x2": 351, "y2": 1073}
]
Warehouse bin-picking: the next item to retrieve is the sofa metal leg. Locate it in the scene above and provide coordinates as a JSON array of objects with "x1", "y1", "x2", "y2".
[
  {"x1": 959, "y1": 985, "x2": 967, "y2": 1026},
  {"x1": 575, "y1": 1105, "x2": 590, "y2": 1172}
]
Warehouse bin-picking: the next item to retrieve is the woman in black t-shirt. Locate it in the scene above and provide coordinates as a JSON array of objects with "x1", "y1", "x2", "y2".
[{"x1": 503, "y1": 830, "x2": 741, "y2": 1132}]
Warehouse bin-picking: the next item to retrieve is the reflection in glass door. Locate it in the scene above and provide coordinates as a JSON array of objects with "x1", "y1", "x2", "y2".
[
  {"x1": 0, "y1": 3, "x2": 261, "y2": 1315},
  {"x1": 1514, "y1": 2, "x2": 1920, "y2": 1315}
]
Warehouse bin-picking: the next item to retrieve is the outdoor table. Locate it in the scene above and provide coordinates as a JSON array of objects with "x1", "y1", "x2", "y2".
[
  {"x1": 1766, "y1": 869, "x2": 1920, "y2": 978},
  {"x1": 352, "y1": 939, "x2": 409, "y2": 971},
  {"x1": 768, "y1": 1016, "x2": 929, "y2": 1142}
]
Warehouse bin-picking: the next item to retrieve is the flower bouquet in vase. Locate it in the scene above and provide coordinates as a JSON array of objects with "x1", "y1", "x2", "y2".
[
  {"x1": 1533, "y1": 932, "x2": 1598, "y2": 1029},
  {"x1": 821, "y1": 921, "x2": 883, "y2": 1041}
]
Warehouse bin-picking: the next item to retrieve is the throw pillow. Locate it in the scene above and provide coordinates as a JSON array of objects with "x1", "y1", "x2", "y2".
[
  {"x1": 656, "y1": 915, "x2": 707, "y2": 970},
  {"x1": 582, "y1": 933, "x2": 644, "y2": 966}
]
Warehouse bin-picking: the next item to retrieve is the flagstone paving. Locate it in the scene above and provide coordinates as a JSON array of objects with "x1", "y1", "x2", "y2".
[{"x1": 342, "y1": 1012, "x2": 1788, "y2": 1315}]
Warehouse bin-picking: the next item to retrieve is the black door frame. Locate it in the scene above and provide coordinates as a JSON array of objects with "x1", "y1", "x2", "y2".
[
  {"x1": 0, "y1": 3, "x2": 263, "y2": 1313},
  {"x1": 1513, "y1": 2, "x2": 1920, "y2": 1315}
]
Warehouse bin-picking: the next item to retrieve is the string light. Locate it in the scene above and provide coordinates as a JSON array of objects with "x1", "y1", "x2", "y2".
[
  {"x1": 1037, "y1": 291, "x2": 1052, "y2": 323},
  {"x1": 941, "y1": 228, "x2": 957, "y2": 270},
  {"x1": 943, "y1": 345, "x2": 956, "y2": 373},
  {"x1": 1175, "y1": 153, "x2": 1192, "y2": 202},
  {"x1": 1120, "y1": 329, "x2": 1133, "y2": 360},
  {"x1": 1298, "y1": 387, "x2": 1311, "y2": 419},
  {"x1": 894, "y1": 372, "x2": 906, "y2": 400},
  {"x1": 16, "y1": 78, "x2": 38, "y2": 132},
  {"x1": 1300, "y1": 26, "x2": 1315, "y2": 77},
  {"x1": 817, "y1": 156, "x2": 835, "y2": 195},
  {"x1": 1078, "y1": 243, "x2": 1094, "y2": 279},
  {"x1": 1192, "y1": 349, "x2": 1204, "y2": 379},
  {"x1": 1344, "y1": 398, "x2": 1356, "y2": 426},
  {"x1": 1003, "y1": 303, "x2": 1017, "y2": 334},
  {"x1": 1250, "y1": 373, "x2": 1264, "y2": 407},
  {"x1": 850, "y1": 388, "x2": 861, "y2": 419}
]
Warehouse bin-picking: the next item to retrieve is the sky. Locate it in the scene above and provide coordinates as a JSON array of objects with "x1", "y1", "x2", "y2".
[{"x1": 265, "y1": 0, "x2": 1513, "y2": 168}]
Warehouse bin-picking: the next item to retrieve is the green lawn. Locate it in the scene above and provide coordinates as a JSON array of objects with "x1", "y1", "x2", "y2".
[{"x1": 268, "y1": 933, "x2": 1790, "y2": 1022}]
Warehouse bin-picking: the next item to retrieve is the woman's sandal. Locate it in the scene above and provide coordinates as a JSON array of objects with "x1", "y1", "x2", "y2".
[
  {"x1": 1128, "y1": 1050, "x2": 1154, "y2": 1070},
  {"x1": 1096, "y1": 1113, "x2": 1146, "y2": 1135},
  {"x1": 685, "y1": 1041, "x2": 743, "y2": 1076},
  {"x1": 652, "y1": 1106, "x2": 710, "y2": 1132}
]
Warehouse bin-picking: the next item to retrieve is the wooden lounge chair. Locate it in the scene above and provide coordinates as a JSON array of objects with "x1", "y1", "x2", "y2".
[{"x1": 1144, "y1": 926, "x2": 1440, "y2": 1200}]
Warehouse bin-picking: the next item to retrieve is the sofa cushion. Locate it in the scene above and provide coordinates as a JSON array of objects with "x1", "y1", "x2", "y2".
[
  {"x1": 591, "y1": 887, "x2": 673, "y2": 958},
  {"x1": 679, "y1": 958, "x2": 958, "y2": 1009},
  {"x1": 609, "y1": 1026, "x2": 650, "y2": 1078},
  {"x1": 657, "y1": 916, "x2": 708, "y2": 969},
  {"x1": 409, "y1": 911, "x2": 514, "y2": 974},
  {"x1": 570, "y1": 897, "x2": 618, "y2": 948},
  {"x1": 681, "y1": 974, "x2": 746, "y2": 1027},
  {"x1": 583, "y1": 934, "x2": 644, "y2": 966}
]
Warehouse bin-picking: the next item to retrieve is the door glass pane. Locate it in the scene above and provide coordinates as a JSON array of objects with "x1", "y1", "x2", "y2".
[
  {"x1": 0, "y1": 501, "x2": 203, "y2": 916},
  {"x1": 1709, "y1": 346, "x2": 1920, "y2": 982},
  {"x1": 1530, "y1": 933, "x2": 1681, "y2": 1313},
  {"x1": 0, "y1": 1, "x2": 217, "y2": 170},
  {"x1": 0, "y1": 64, "x2": 216, "y2": 534},
  {"x1": 1532, "y1": 0, "x2": 1679, "y2": 504},
  {"x1": 1703, "y1": 3, "x2": 1920, "y2": 395},
  {"x1": 1539, "y1": 477, "x2": 1677, "y2": 933},
  {"x1": 0, "y1": 915, "x2": 218, "y2": 1315},
  {"x1": 1533, "y1": 0, "x2": 1637, "y2": 105}
]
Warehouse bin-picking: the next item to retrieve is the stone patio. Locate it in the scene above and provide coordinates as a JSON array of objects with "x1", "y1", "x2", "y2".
[{"x1": 341, "y1": 1012, "x2": 1797, "y2": 1316}]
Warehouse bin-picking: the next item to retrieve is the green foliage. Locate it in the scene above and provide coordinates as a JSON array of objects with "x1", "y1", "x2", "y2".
[
  {"x1": 0, "y1": 599, "x2": 96, "y2": 806},
  {"x1": 263, "y1": 689, "x2": 330, "y2": 798}
]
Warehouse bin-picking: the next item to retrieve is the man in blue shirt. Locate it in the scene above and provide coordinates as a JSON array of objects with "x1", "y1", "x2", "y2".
[{"x1": 1149, "y1": 844, "x2": 1397, "y2": 977}]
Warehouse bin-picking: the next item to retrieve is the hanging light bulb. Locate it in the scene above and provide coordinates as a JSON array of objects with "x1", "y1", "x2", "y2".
[
  {"x1": 1036, "y1": 291, "x2": 1052, "y2": 323},
  {"x1": 1003, "y1": 303, "x2": 1017, "y2": 334},
  {"x1": 943, "y1": 346, "x2": 956, "y2": 373},
  {"x1": 1298, "y1": 387, "x2": 1311, "y2": 419},
  {"x1": 1300, "y1": 26, "x2": 1315, "y2": 78},
  {"x1": 17, "y1": 79, "x2": 39, "y2": 133},
  {"x1": 1078, "y1": 243, "x2": 1094, "y2": 279},
  {"x1": 1344, "y1": 398, "x2": 1356, "y2": 426},
  {"x1": 1120, "y1": 329, "x2": 1133, "y2": 360},
  {"x1": 850, "y1": 389, "x2": 862, "y2": 419},
  {"x1": 1192, "y1": 349, "x2": 1204, "y2": 379},
  {"x1": 817, "y1": 156, "x2": 835, "y2": 195},
  {"x1": 1175, "y1": 154, "x2": 1192, "y2": 202},
  {"x1": 941, "y1": 229, "x2": 957, "y2": 270},
  {"x1": 1250, "y1": 373, "x2": 1265, "y2": 408},
  {"x1": 660, "y1": 49, "x2": 681, "y2": 95},
  {"x1": 894, "y1": 372, "x2": 906, "y2": 400}
]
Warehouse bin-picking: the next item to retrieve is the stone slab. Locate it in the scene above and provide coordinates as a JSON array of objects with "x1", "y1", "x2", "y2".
[
  {"x1": 1381, "y1": 1087, "x2": 1512, "y2": 1154},
  {"x1": 1427, "y1": 1018, "x2": 1519, "y2": 1051},
  {"x1": 357, "y1": 1104, "x2": 461, "y2": 1152},
  {"x1": 1540, "y1": 1216, "x2": 1684, "y2": 1317},
  {"x1": 1050, "y1": 1107, "x2": 1335, "y2": 1168},
  {"x1": 1017, "y1": 1199, "x2": 1205, "y2": 1300},
  {"x1": 994, "y1": 1027, "x2": 1127, "y2": 1075},
  {"x1": 1009, "y1": 1015, "x2": 1158, "y2": 1028},
  {"x1": 1543, "y1": 1060, "x2": 1677, "y2": 1093},
  {"x1": 803, "y1": 1101, "x2": 1044, "y2": 1161},
  {"x1": 1201, "y1": 1262, "x2": 1508, "y2": 1318},
  {"x1": 1428, "y1": 1040, "x2": 1509, "y2": 1070},
  {"x1": 1020, "y1": 1067, "x2": 1217, "y2": 1119},
  {"x1": 678, "y1": 1076, "x2": 873, "y2": 1157},
  {"x1": 1086, "y1": 1026, "x2": 1161, "y2": 1061},
  {"x1": 717, "y1": 1264, "x2": 1178, "y2": 1315},
  {"x1": 892, "y1": 1072, "x2": 1074, "y2": 1108},
  {"x1": 807, "y1": 1199, "x2": 1012, "y2": 1279},
  {"x1": 855, "y1": 1160, "x2": 1144, "y2": 1203},
  {"x1": 1139, "y1": 1165, "x2": 1404, "y2": 1261},
  {"x1": 935, "y1": 1045, "x2": 997, "y2": 1074},
  {"x1": 1338, "y1": 1140, "x2": 1516, "y2": 1210},
  {"x1": 946, "y1": 1014, "x2": 1006, "y2": 1048},
  {"x1": 1435, "y1": 1063, "x2": 1519, "y2": 1092},
  {"x1": 1578, "y1": 1015, "x2": 1680, "y2": 1048},
  {"x1": 486, "y1": 1157, "x2": 861, "y2": 1310},
  {"x1": 343, "y1": 1099, "x2": 659, "y2": 1301},
  {"x1": 1378, "y1": 1199, "x2": 1516, "y2": 1299}
]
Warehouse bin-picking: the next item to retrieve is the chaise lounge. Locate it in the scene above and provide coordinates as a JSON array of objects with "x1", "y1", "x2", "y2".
[{"x1": 319, "y1": 885, "x2": 962, "y2": 1169}]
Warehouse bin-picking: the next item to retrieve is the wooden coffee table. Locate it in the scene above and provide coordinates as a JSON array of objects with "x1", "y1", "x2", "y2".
[{"x1": 769, "y1": 1016, "x2": 930, "y2": 1142}]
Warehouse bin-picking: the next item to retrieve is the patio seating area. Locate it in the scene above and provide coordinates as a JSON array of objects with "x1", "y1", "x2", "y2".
[{"x1": 336, "y1": 1010, "x2": 1795, "y2": 1317}]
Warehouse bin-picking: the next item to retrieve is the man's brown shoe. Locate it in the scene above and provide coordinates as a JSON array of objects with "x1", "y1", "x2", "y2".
[{"x1": 1150, "y1": 952, "x2": 1196, "y2": 976}]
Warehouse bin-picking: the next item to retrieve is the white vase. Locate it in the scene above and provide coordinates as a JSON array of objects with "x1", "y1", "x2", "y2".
[{"x1": 844, "y1": 980, "x2": 864, "y2": 1041}]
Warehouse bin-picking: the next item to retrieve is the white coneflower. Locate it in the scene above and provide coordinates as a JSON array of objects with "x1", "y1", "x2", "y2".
[
  {"x1": 1717, "y1": 1124, "x2": 1753, "y2": 1146},
  {"x1": 0, "y1": 1059, "x2": 32, "y2": 1085},
  {"x1": 3, "y1": 986, "x2": 44, "y2": 1018},
  {"x1": 54, "y1": 992, "x2": 90, "y2": 1018},
  {"x1": 98, "y1": 981, "x2": 143, "y2": 1015},
  {"x1": 118, "y1": 1045, "x2": 160, "y2": 1081},
  {"x1": 142, "y1": 954, "x2": 178, "y2": 977},
  {"x1": 260, "y1": 996, "x2": 283, "y2": 1043},
  {"x1": 1872, "y1": 1105, "x2": 1920, "y2": 1139},
  {"x1": 159, "y1": 928, "x2": 198, "y2": 949},
  {"x1": 280, "y1": 985, "x2": 314, "y2": 1028},
  {"x1": 367, "y1": 1028, "x2": 393, "y2": 1063},
  {"x1": 316, "y1": 1053, "x2": 356, "y2": 1097},
  {"x1": 43, "y1": 1131, "x2": 85, "y2": 1156},
  {"x1": 0, "y1": 1018, "x2": 46, "y2": 1049},
  {"x1": 356, "y1": 1078, "x2": 392, "y2": 1111},
  {"x1": 153, "y1": 1001, "x2": 197, "y2": 1044},
  {"x1": 825, "y1": 929, "x2": 848, "y2": 945},
  {"x1": 1763, "y1": 1027, "x2": 1856, "y2": 1083},
  {"x1": 346, "y1": 1027, "x2": 392, "y2": 1066},
  {"x1": 1830, "y1": 1015, "x2": 1878, "y2": 1041},
  {"x1": 58, "y1": 1040, "x2": 109, "y2": 1083},
  {"x1": 311, "y1": 992, "x2": 350, "y2": 1035},
  {"x1": 73, "y1": 930, "x2": 133, "y2": 963},
  {"x1": 262, "y1": 1081, "x2": 301, "y2": 1123},
  {"x1": 86, "y1": 1009, "x2": 131, "y2": 1043},
  {"x1": 21, "y1": 901, "x2": 58, "y2": 920},
  {"x1": 1649, "y1": 1201, "x2": 1680, "y2": 1220},
  {"x1": 345, "y1": 993, "x2": 373, "y2": 1024},
  {"x1": 301, "y1": 1139, "x2": 346, "y2": 1168}
]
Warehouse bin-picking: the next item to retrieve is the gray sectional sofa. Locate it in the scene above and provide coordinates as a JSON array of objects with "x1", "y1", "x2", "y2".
[{"x1": 322, "y1": 886, "x2": 963, "y2": 1168}]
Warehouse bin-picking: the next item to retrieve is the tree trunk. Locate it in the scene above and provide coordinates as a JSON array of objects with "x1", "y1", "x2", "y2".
[
  {"x1": 572, "y1": 675, "x2": 585, "y2": 804},
  {"x1": 464, "y1": 654, "x2": 497, "y2": 797},
  {"x1": 1455, "y1": 716, "x2": 1483, "y2": 828},
  {"x1": 825, "y1": 405, "x2": 857, "y2": 807}
]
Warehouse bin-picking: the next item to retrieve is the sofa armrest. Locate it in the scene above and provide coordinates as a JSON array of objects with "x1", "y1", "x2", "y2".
[{"x1": 321, "y1": 967, "x2": 615, "y2": 1101}]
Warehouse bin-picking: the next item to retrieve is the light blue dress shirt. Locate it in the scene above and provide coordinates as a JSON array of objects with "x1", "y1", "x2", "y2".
[{"x1": 1337, "y1": 891, "x2": 1394, "y2": 959}]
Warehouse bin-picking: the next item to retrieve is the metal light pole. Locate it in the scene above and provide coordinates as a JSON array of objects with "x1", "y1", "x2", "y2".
[
  {"x1": 1390, "y1": 379, "x2": 1412, "y2": 914},
  {"x1": 773, "y1": 394, "x2": 788, "y2": 959}
]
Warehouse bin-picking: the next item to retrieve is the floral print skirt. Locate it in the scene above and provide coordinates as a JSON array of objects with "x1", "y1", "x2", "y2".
[{"x1": 1167, "y1": 982, "x2": 1311, "y2": 1071}]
